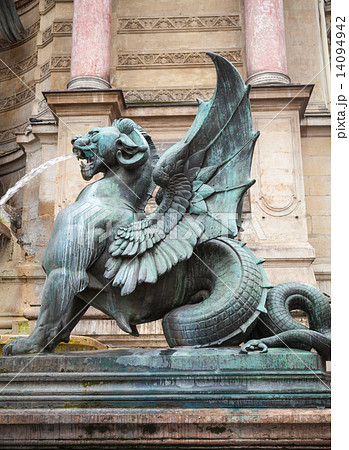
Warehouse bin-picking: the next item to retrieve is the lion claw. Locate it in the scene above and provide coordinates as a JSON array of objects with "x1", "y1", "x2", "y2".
[
  {"x1": 241, "y1": 339, "x2": 268, "y2": 354},
  {"x1": 3, "y1": 337, "x2": 37, "y2": 356}
]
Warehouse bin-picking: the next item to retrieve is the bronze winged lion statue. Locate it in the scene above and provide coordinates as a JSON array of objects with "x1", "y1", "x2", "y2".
[{"x1": 3, "y1": 53, "x2": 331, "y2": 359}]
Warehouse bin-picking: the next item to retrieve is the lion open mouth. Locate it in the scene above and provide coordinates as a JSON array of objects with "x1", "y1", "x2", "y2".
[{"x1": 74, "y1": 148, "x2": 96, "y2": 179}]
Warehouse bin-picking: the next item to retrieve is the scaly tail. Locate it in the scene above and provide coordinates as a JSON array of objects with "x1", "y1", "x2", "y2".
[
  {"x1": 242, "y1": 282, "x2": 331, "y2": 359},
  {"x1": 162, "y1": 238, "x2": 270, "y2": 347}
]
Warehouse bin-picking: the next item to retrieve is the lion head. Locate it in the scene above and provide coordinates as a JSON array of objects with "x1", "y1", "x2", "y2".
[{"x1": 71, "y1": 119, "x2": 151, "y2": 181}]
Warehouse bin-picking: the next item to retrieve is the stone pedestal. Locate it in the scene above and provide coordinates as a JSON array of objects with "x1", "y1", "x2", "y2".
[{"x1": 0, "y1": 348, "x2": 330, "y2": 448}]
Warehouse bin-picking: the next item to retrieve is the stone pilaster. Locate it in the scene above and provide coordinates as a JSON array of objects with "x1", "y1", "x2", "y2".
[
  {"x1": 239, "y1": 85, "x2": 317, "y2": 287},
  {"x1": 68, "y1": 0, "x2": 112, "y2": 90},
  {"x1": 244, "y1": 0, "x2": 290, "y2": 85}
]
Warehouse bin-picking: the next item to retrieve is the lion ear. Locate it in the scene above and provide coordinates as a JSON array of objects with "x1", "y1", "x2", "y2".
[
  {"x1": 116, "y1": 148, "x2": 149, "y2": 169},
  {"x1": 117, "y1": 134, "x2": 139, "y2": 149}
]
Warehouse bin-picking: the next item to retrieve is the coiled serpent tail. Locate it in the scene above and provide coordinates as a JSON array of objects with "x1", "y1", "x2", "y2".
[
  {"x1": 162, "y1": 238, "x2": 270, "y2": 347},
  {"x1": 246, "y1": 282, "x2": 331, "y2": 359}
]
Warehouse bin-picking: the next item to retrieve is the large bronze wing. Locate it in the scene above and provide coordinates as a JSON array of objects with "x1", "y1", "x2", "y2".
[{"x1": 104, "y1": 52, "x2": 258, "y2": 295}]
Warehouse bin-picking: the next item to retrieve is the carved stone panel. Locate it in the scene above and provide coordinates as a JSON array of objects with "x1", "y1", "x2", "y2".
[
  {"x1": 117, "y1": 50, "x2": 242, "y2": 69},
  {"x1": 0, "y1": 84, "x2": 35, "y2": 113},
  {"x1": 124, "y1": 87, "x2": 214, "y2": 104},
  {"x1": 0, "y1": 52, "x2": 37, "y2": 81},
  {"x1": 117, "y1": 15, "x2": 241, "y2": 33},
  {"x1": 252, "y1": 114, "x2": 304, "y2": 217}
]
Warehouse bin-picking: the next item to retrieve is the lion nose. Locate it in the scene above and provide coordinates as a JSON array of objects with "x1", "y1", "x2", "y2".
[
  {"x1": 72, "y1": 135, "x2": 91, "y2": 146},
  {"x1": 71, "y1": 134, "x2": 81, "y2": 144}
]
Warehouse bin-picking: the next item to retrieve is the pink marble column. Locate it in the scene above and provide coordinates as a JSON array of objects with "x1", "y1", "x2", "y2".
[
  {"x1": 68, "y1": 0, "x2": 112, "y2": 90},
  {"x1": 244, "y1": 0, "x2": 290, "y2": 85}
]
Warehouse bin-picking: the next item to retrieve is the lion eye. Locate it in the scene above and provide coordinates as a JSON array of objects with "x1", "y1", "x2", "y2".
[{"x1": 89, "y1": 129, "x2": 99, "y2": 136}]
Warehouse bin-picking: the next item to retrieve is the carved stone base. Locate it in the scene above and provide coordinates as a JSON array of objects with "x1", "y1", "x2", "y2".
[
  {"x1": 0, "y1": 347, "x2": 330, "y2": 409},
  {"x1": 67, "y1": 76, "x2": 112, "y2": 90},
  {"x1": 246, "y1": 71, "x2": 291, "y2": 86},
  {"x1": 0, "y1": 408, "x2": 330, "y2": 449},
  {"x1": 0, "y1": 347, "x2": 331, "y2": 448}
]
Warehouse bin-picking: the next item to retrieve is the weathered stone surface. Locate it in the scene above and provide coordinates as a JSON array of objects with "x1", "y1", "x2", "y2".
[
  {"x1": 0, "y1": 407, "x2": 331, "y2": 449},
  {"x1": 0, "y1": 348, "x2": 330, "y2": 409}
]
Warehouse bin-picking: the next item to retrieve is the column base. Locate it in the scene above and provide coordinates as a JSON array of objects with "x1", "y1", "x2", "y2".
[
  {"x1": 67, "y1": 76, "x2": 111, "y2": 90},
  {"x1": 246, "y1": 71, "x2": 291, "y2": 86}
]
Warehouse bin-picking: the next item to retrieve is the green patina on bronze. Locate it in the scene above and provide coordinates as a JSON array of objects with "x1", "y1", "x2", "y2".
[
  {"x1": 2, "y1": 53, "x2": 330, "y2": 360},
  {"x1": 0, "y1": 348, "x2": 330, "y2": 409}
]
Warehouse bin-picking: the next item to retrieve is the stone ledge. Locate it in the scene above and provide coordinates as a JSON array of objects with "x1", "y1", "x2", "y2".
[
  {"x1": 0, "y1": 408, "x2": 331, "y2": 449},
  {"x1": 0, "y1": 348, "x2": 330, "y2": 409}
]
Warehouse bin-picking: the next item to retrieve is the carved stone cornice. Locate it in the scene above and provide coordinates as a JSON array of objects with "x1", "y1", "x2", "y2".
[
  {"x1": 0, "y1": 122, "x2": 28, "y2": 145},
  {"x1": 41, "y1": 26, "x2": 53, "y2": 46},
  {"x1": 53, "y1": 19, "x2": 72, "y2": 35},
  {"x1": 0, "y1": 20, "x2": 39, "y2": 50},
  {"x1": 39, "y1": 60, "x2": 50, "y2": 80},
  {"x1": 39, "y1": 51, "x2": 242, "y2": 73},
  {"x1": 15, "y1": 0, "x2": 38, "y2": 12},
  {"x1": 0, "y1": 83, "x2": 35, "y2": 113},
  {"x1": 124, "y1": 87, "x2": 215, "y2": 104},
  {"x1": 0, "y1": 52, "x2": 37, "y2": 81},
  {"x1": 118, "y1": 15, "x2": 241, "y2": 33},
  {"x1": 41, "y1": 20, "x2": 73, "y2": 47},
  {"x1": 117, "y1": 50, "x2": 242, "y2": 69},
  {"x1": 40, "y1": 0, "x2": 55, "y2": 14},
  {"x1": 39, "y1": 56, "x2": 71, "y2": 80},
  {"x1": 44, "y1": 89, "x2": 125, "y2": 121}
]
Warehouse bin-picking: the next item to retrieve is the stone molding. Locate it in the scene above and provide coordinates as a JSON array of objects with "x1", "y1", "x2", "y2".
[
  {"x1": 124, "y1": 87, "x2": 215, "y2": 104},
  {"x1": 41, "y1": 20, "x2": 73, "y2": 47},
  {"x1": 0, "y1": 122, "x2": 28, "y2": 145},
  {"x1": 246, "y1": 71, "x2": 291, "y2": 86},
  {"x1": 0, "y1": 408, "x2": 331, "y2": 449},
  {"x1": 0, "y1": 52, "x2": 37, "y2": 82},
  {"x1": 67, "y1": 76, "x2": 112, "y2": 90},
  {"x1": 117, "y1": 14, "x2": 241, "y2": 33},
  {"x1": 0, "y1": 83, "x2": 35, "y2": 113},
  {"x1": 53, "y1": 19, "x2": 72, "y2": 35},
  {"x1": 49, "y1": 55, "x2": 71, "y2": 71},
  {"x1": 0, "y1": 148, "x2": 26, "y2": 176},
  {"x1": 40, "y1": 0, "x2": 55, "y2": 14},
  {"x1": 41, "y1": 52, "x2": 242, "y2": 73},
  {"x1": 39, "y1": 60, "x2": 50, "y2": 80},
  {"x1": 44, "y1": 89, "x2": 125, "y2": 120},
  {"x1": 36, "y1": 97, "x2": 52, "y2": 118},
  {"x1": 39, "y1": 55, "x2": 71, "y2": 83},
  {"x1": 0, "y1": 20, "x2": 39, "y2": 50},
  {"x1": 15, "y1": 0, "x2": 38, "y2": 12},
  {"x1": 117, "y1": 50, "x2": 242, "y2": 68},
  {"x1": 41, "y1": 26, "x2": 53, "y2": 46}
]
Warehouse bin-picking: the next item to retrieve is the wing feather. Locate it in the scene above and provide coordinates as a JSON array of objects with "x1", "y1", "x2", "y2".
[{"x1": 104, "y1": 53, "x2": 257, "y2": 295}]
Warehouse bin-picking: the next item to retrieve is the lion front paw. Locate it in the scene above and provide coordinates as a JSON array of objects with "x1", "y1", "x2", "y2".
[
  {"x1": 241, "y1": 339, "x2": 268, "y2": 354},
  {"x1": 3, "y1": 336, "x2": 39, "y2": 356}
]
